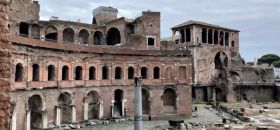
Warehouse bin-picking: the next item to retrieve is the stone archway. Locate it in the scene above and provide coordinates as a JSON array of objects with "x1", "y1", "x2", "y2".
[
  {"x1": 28, "y1": 95, "x2": 43, "y2": 130},
  {"x1": 87, "y1": 91, "x2": 99, "y2": 120},
  {"x1": 142, "y1": 89, "x2": 150, "y2": 115},
  {"x1": 114, "y1": 89, "x2": 124, "y2": 117},
  {"x1": 107, "y1": 27, "x2": 121, "y2": 45},
  {"x1": 162, "y1": 88, "x2": 176, "y2": 114},
  {"x1": 58, "y1": 92, "x2": 72, "y2": 124}
]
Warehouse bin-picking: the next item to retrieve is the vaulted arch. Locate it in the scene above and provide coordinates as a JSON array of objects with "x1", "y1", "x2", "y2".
[{"x1": 107, "y1": 27, "x2": 121, "y2": 45}]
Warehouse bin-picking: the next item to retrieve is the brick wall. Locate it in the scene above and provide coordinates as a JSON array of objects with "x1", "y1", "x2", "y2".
[{"x1": 0, "y1": 1, "x2": 11, "y2": 130}]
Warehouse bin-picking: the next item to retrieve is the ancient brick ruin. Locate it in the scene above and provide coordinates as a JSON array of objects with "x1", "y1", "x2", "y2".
[{"x1": 0, "y1": 0, "x2": 277, "y2": 130}]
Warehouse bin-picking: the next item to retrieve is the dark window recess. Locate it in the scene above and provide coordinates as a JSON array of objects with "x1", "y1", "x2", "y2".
[{"x1": 148, "y1": 38, "x2": 155, "y2": 46}]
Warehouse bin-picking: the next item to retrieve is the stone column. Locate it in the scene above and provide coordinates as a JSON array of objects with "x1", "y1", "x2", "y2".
[
  {"x1": 122, "y1": 99, "x2": 126, "y2": 116},
  {"x1": 111, "y1": 100, "x2": 115, "y2": 117},
  {"x1": 57, "y1": 30, "x2": 63, "y2": 44},
  {"x1": 71, "y1": 105, "x2": 76, "y2": 123},
  {"x1": 98, "y1": 101, "x2": 104, "y2": 119},
  {"x1": 26, "y1": 111, "x2": 31, "y2": 130},
  {"x1": 42, "y1": 110, "x2": 48, "y2": 129},
  {"x1": 11, "y1": 112, "x2": 16, "y2": 130},
  {"x1": 83, "y1": 102, "x2": 88, "y2": 120},
  {"x1": 207, "y1": 87, "x2": 212, "y2": 102},
  {"x1": 55, "y1": 106, "x2": 61, "y2": 126},
  {"x1": 212, "y1": 88, "x2": 216, "y2": 104}
]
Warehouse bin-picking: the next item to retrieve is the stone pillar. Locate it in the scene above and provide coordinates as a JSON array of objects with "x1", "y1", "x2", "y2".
[
  {"x1": 11, "y1": 112, "x2": 16, "y2": 130},
  {"x1": 99, "y1": 101, "x2": 104, "y2": 119},
  {"x1": 42, "y1": 110, "x2": 48, "y2": 129},
  {"x1": 122, "y1": 99, "x2": 127, "y2": 116},
  {"x1": 26, "y1": 111, "x2": 31, "y2": 130},
  {"x1": 212, "y1": 88, "x2": 216, "y2": 104},
  {"x1": 111, "y1": 100, "x2": 115, "y2": 117},
  {"x1": 207, "y1": 87, "x2": 212, "y2": 102},
  {"x1": 83, "y1": 102, "x2": 88, "y2": 120},
  {"x1": 55, "y1": 106, "x2": 61, "y2": 126},
  {"x1": 71, "y1": 105, "x2": 76, "y2": 122},
  {"x1": 57, "y1": 30, "x2": 63, "y2": 44}
]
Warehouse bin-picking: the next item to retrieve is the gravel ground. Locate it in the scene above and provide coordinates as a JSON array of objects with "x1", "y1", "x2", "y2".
[{"x1": 58, "y1": 106, "x2": 223, "y2": 130}]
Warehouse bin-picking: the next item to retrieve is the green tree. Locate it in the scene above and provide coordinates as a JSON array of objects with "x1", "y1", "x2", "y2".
[
  {"x1": 273, "y1": 60, "x2": 280, "y2": 68},
  {"x1": 258, "y1": 54, "x2": 280, "y2": 66}
]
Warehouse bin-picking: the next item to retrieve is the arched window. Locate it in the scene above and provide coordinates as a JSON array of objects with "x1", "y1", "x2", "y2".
[
  {"x1": 225, "y1": 32, "x2": 229, "y2": 46},
  {"x1": 202, "y1": 28, "x2": 207, "y2": 43},
  {"x1": 75, "y1": 66, "x2": 83, "y2": 80},
  {"x1": 141, "y1": 67, "x2": 148, "y2": 79},
  {"x1": 214, "y1": 30, "x2": 218, "y2": 44},
  {"x1": 208, "y1": 29, "x2": 213, "y2": 44},
  {"x1": 107, "y1": 27, "x2": 121, "y2": 45},
  {"x1": 89, "y1": 66, "x2": 96, "y2": 80},
  {"x1": 31, "y1": 24, "x2": 40, "y2": 39},
  {"x1": 32, "y1": 64, "x2": 39, "y2": 81},
  {"x1": 128, "y1": 67, "x2": 134, "y2": 80},
  {"x1": 115, "y1": 67, "x2": 122, "y2": 79},
  {"x1": 153, "y1": 67, "x2": 160, "y2": 79},
  {"x1": 93, "y1": 31, "x2": 103, "y2": 45},
  {"x1": 48, "y1": 65, "x2": 55, "y2": 81},
  {"x1": 62, "y1": 66, "x2": 69, "y2": 80},
  {"x1": 219, "y1": 31, "x2": 224, "y2": 46},
  {"x1": 102, "y1": 66, "x2": 109, "y2": 80},
  {"x1": 186, "y1": 28, "x2": 191, "y2": 42},
  {"x1": 45, "y1": 26, "x2": 58, "y2": 42},
  {"x1": 19, "y1": 22, "x2": 29, "y2": 36},
  {"x1": 63, "y1": 28, "x2": 75, "y2": 43},
  {"x1": 79, "y1": 29, "x2": 89, "y2": 44},
  {"x1": 15, "y1": 63, "x2": 23, "y2": 82},
  {"x1": 165, "y1": 66, "x2": 174, "y2": 80}
]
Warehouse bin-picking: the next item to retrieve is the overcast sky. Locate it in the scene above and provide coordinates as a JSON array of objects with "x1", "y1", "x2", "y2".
[{"x1": 38, "y1": 0, "x2": 280, "y2": 62}]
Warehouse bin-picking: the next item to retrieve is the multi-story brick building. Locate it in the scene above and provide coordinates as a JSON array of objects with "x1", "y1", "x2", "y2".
[
  {"x1": 7, "y1": 1, "x2": 192, "y2": 130},
  {"x1": 3, "y1": 0, "x2": 277, "y2": 130}
]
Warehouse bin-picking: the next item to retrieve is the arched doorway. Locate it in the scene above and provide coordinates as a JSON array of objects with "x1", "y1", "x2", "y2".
[
  {"x1": 79, "y1": 29, "x2": 89, "y2": 44},
  {"x1": 93, "y1": 31, "x2": 103, "y2": 45},
  {"x1": 142, "y1": 89, "x2": 150, "y2": 115},
  {"x1": 45, "y1": 26, "x2": 58, "y2": 41},
  {"x1": 106, "y1": 28, "x2": 121, "y2": 45},
  {"x1": 114, "y1": 89, "x2": 123, "y2": 117},
  {"x1": 28, "y1": 95, "x2": 43, "y2": 129},
  {"x1": 63, "y1": 28, "x2": 75, "y2": 43},
  {"x1": 58, "y1": 93, "x2": 72, "y2": 123},
  {"x1": 87, "y1": 91, "x2": 99, "y2": 120},
  {"x1": 162, "y1": 88, "x2": 176, "y2": 114}
]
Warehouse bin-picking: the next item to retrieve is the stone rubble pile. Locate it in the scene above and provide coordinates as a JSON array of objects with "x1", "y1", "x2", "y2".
[{"x1": 47, "y1": 117, "x2": 130, "y2": 130}]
